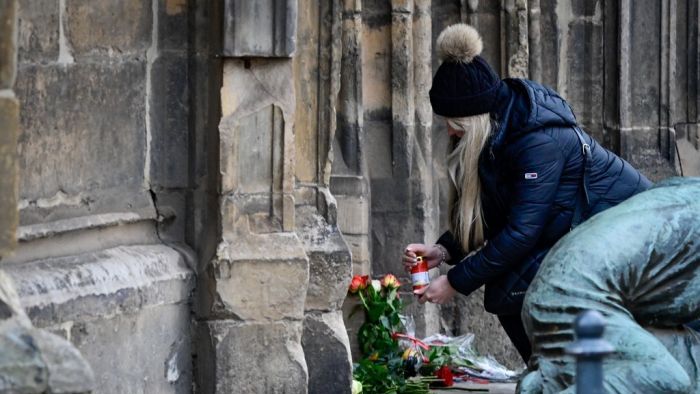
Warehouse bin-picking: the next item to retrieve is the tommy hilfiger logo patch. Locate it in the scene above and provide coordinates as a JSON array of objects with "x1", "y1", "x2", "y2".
[{"x1": 524, "y1": 172, "x2": 538, "y2": 179}]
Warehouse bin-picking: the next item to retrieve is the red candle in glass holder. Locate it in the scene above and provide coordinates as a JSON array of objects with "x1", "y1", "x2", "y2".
[{"x1": 411, "y1": 256, "x2": 430, "y2": 291}]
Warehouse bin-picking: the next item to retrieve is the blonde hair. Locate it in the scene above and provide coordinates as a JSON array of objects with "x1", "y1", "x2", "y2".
[{"x1": 446, "y1": 113, "x2": 493, "y2": 252}]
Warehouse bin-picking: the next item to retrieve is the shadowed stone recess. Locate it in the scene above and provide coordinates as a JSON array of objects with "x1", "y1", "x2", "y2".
[{"x1": 303, "y1": 312, "x2": 352, "y2": 394}]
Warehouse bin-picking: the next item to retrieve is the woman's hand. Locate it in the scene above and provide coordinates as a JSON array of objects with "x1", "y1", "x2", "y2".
[
  {"x1": 402, "y1": 243, "x2": 446, "y2": 273},
  {"x1": 415, "y1": 275, "x2": 457, "y2": 304}
]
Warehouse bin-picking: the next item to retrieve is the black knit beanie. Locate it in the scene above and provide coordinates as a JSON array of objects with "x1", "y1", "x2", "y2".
[{"x1": 429, "y1": 24, "x2": 503, "y2": 118}]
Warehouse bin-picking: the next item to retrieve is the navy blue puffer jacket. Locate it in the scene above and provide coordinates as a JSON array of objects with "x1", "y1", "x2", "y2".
[{"x1": 437, "y1": 79, "x2": 651, "y2": 316}]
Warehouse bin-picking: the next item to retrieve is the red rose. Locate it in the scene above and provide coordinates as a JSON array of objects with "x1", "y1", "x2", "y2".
[
  {"x1": 349, "y1": 275, "x2": 370, "y2": 293},
  {"x1": 435, "y1": 365, "x2": 454, "y2": 387}
]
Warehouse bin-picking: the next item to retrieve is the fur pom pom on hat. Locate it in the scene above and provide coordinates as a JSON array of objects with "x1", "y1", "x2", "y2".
[
  {"x1": 437, "y1": 23, "x2": 483, "y2": 63},
  {"x1": 430, "y1": 24, "x2": 504, "y2": 118}
]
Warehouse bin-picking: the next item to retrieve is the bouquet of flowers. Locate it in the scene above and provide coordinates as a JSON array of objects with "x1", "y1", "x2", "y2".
[{"x1": 348, "y1": 274, "x2": 451, "y2": 394}]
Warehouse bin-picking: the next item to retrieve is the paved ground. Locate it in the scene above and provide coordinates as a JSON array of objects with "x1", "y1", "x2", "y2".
[{"x1": 431, "y1": 382, "x2": 516, "y2": 393}]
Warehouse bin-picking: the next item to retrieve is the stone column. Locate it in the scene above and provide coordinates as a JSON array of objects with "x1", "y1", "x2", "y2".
[
  {"x1": 200, "y1": 60, "x2": 310, "y2": 393},
  {"x1": 501, "y1": 0, "x2": 529, "y2": 78},
  {"x1": 295, "y1": 1, "x2": 354, "y2": 393},
  {"x1": 616, "y1": 0, "x2": 677, "y2": 180},
  {"x1": 333, "y1": 0, "x2": 371, "y2": 278},
  {"x1": 0, "y1": 0, "x2": 18, "y2": 256},
  {"x1": 203, "y1": 0, "x2": 356, "y2": 392}
]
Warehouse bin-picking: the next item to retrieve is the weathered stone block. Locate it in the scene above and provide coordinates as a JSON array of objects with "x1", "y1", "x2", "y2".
[
  {"x1": 0, "y1": 97, "x2": 18, "y2": 256},
  {"x1": 65, "y1": 0, "x2": 152, "y2": 57},
  {"x1": 219, "y1": 59, "x2": 297, "y2": 228},
  {"x1": 302, "y1": 312, "x2": 352, "y2": 394},
  {"x1": 63, "y1": 304, "x2": 192, "y2": 393},
  {"x1": 16, "y1": 0, "x2": 59, "y2": 64},
  {"x1": 204, "y1": 233, "x2": 309, "y2": 321},
  {"x1": 0, "y1": 0, "x2": 18, "y2": 89},
  {"x1": 9, "y1": 244, "x2": 194, "y2": 322},
  {"x1": 208, "y1": 257, "x2": 308, "y2": 321},
  {"x1": 336, "y1": 194, "x2": 369, "y2": 235},
  {"x1": 224, "y1": 105, "x2": 283, "y2": 195},
  {"x1": 15, "y1": 61, "x2": 147, "y2": 221},
  {"x1": 223, "y1": 0, "x2": 297, "y2": 57},
  {"x1": 197, "y1": 320, "x2": 308, "y2": 394},
  {"x1": 7, "y1": 244, "x2": 194, "y2": 393},
  {"x1": 150, "y1": 54, "x2": 189, "y2": 189},
  {"x1": 343, "y1": 234, "x2": 371, "y2": 275},
  {"x1": 295, "y1": 207, "x2": 352, "y2": 312},
  {"x1": 221, "y1": 59, "x2": 295, "y2": 120}
]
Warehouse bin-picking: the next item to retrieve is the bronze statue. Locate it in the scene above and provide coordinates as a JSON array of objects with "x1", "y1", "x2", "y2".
[{"x1": 519, "y1": 177, "x2": 700, "y2": 393}]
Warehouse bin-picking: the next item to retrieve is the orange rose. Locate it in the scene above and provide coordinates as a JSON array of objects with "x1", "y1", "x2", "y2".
[
  {"x1": 381, "y1": 274, "x2": 400, "y2": 289},
  {"x1": 349, "y1": 275, "x2": 369, "y2": 293}
]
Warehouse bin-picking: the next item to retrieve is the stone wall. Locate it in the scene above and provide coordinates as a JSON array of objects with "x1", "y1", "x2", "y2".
[{"x1": 5, "y1": 0, "x2": 198, "y2": 392}]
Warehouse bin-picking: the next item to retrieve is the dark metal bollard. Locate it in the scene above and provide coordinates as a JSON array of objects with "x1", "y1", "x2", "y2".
[{"x1": 566, "y1": 310, "x2": 615, "y2": 394}]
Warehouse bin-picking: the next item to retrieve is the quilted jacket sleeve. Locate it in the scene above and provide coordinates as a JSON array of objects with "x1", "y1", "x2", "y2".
[{"x1": 447, "y1": 133, "x2": 565, "y2": 296}]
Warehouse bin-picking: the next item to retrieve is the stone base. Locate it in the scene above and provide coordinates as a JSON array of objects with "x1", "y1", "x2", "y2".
[
  {"x1": 196, "y1": 320, "x2": 308, "y2": 394},
  {"x1": 302, "y1": 312, "x2": 352, "y2": 394},
  {"x1": 5, "y1": 244, "x2": 195, "y2": 393}
]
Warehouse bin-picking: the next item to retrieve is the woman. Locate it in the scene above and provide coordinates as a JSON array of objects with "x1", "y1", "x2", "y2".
[{"x1": 402, "y1": 24, "x2": 651, "y2": 363}]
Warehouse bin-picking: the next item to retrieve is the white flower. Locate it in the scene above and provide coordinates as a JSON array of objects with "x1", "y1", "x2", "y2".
[
  {"x1": 351, "y1": 379, "x2": 363, "y2": 394},
  {"x1": 371, "y1": 279, "x2": 381, "y2": 292}
]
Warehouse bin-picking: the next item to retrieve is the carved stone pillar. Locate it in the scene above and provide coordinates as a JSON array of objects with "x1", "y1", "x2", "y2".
[
  {"x1": 0, "y1": 0, "x2": 18, "y2": 256},
  {"x1": 295, "y1": 1, "x2": 354, "y2": 393},
  {"x1": 614, "y1": 0, "x2": 687, "y2": 179},
  {"x1": 199, "y1": 1, "x2": 312, "y2": 393},
  {"x1": 501, "y1": 0, "x2": 529, "y2": 78}
]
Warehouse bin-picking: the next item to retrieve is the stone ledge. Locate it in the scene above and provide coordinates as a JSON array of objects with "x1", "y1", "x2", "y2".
[
  {"x1": 4, "y1": 244, "x2": 195, "y2": 327},
  {"x1": 17, "y1": 211, "x2": 154, "y2": 241}
]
